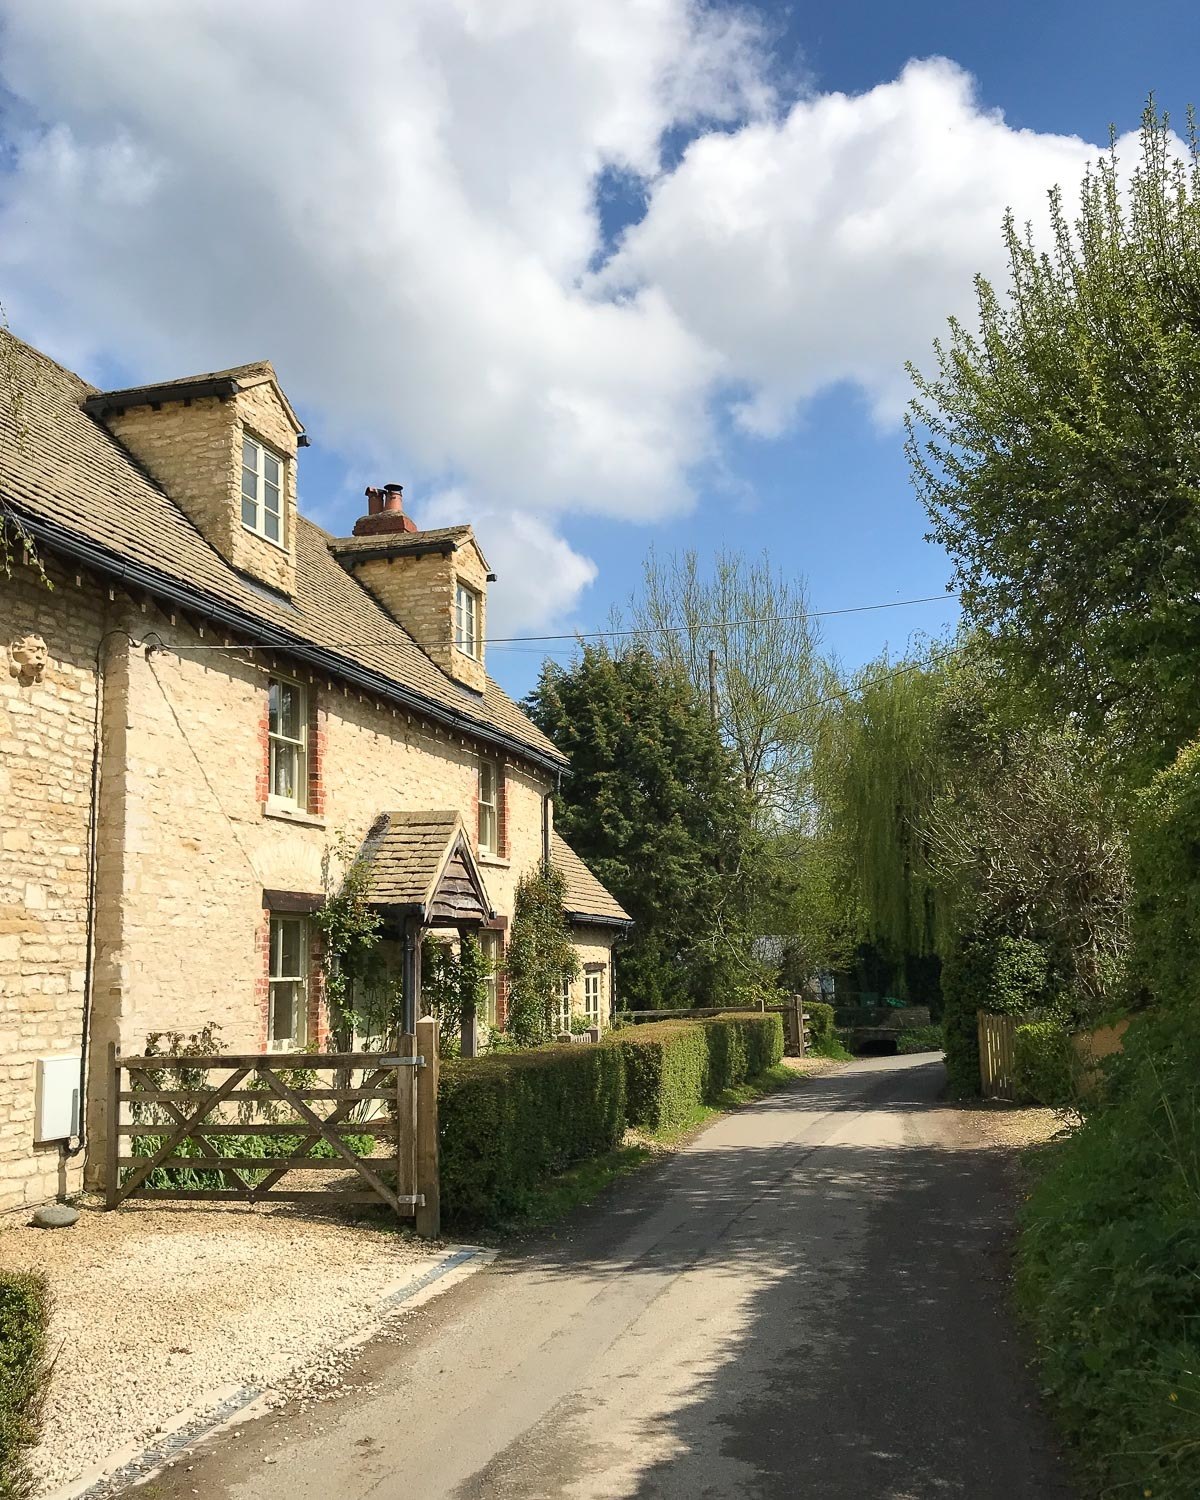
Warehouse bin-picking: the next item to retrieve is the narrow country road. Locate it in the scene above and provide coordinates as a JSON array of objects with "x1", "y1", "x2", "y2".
[{"x1": 136, "y1": 1055, "x2": 1073, "y2": 1500}]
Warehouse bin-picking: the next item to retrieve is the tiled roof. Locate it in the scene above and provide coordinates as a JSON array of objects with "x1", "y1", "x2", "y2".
[
  {"x1": 360, "y1": 810, "x2": 491, "y2": 916},
  {"x1": 552, "y1": 832, "x2": 632, "y2": 926},
  {"x1": 0, "y1": 333, "x2": 564, "y2": 769}
]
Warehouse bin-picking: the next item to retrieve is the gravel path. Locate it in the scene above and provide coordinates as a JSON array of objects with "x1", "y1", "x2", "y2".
[{"x1": 0, "y1": 1199, "x2": 437, "y2": 1495}]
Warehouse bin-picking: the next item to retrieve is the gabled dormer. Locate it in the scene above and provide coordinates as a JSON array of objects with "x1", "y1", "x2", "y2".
[
  {"x1": 83, "y1": 362, "x2": 306, "y2": 597},
  {"x1": 330, "y1": 485, "x2": 495, "y2": 695}
]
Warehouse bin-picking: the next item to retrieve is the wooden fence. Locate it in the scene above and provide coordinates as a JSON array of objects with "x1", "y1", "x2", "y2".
[
  {"x1": 977, "y1": 1010, "x2": 1020, "y2": 1099},
  {"x1": 105, "y1": 1016, "x2": 440, "y2": 1236}
]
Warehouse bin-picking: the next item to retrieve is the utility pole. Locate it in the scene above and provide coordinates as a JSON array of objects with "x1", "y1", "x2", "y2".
[{"x1": 708, "y1": 648, "x2": 718, "y2": 724}]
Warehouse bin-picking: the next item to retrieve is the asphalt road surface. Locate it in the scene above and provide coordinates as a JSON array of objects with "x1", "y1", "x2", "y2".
[{"x1": 135, "y1": 1054, "x2": 1074, "y2": 1500}]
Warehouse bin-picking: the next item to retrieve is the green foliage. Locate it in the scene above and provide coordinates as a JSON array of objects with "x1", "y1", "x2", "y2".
[
  {"x1": 315, "y1": 832, "x2": 390, "y2": 1042},
  {"x1": 942, "y1": 931, "x2": 1050, "y2": 1097},
  {"x1": 1130, "y1": 736, "x2": 1200, "y2": 1012},
  {"x1": 1013, "y1": 1020, "x2": 1079, "y2": 1107},
  {"x1": 1017, "y1": 1008, "x2": 1200, "y2": 1498},
  {"x1": 804, "y1": 1000, "x2": 836, "y2": 1051},
  {"x1": 438, "y1": 1043, "x2": 627, "y2": 1225},
  {"x1": 504, "y1": 866, "x2": 579, "y2": 1048},
  {"x1": 816, "y1": 653, "x2": 949, "y2": 960},
  {"x1": 527, "y1": 645, "x2": 760, "y2": 1009},
  {"x1": 909, "y1": 107, "x2": 1200, "y2": 781},
  {"x1": 896, "y1": 1023, "x2": 945, "y2": 1056},
  {"x1": 422, "y1": 934, "x2": 491, "y2": 1056},
  {"x1": 612, "y1": 1013, "x2": 785, "y2": 1132},
  {"x1": 0, "y1": 1270, "x2": 50, "y2": 1500}
]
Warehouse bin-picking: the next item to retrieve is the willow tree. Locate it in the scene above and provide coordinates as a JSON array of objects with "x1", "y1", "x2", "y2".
[
  {"x1": 909, "y1": 105, "x2": 1200, "y2": 783},
  {"x1": 816, "y1": 651, "x2": 950, "y2": 968}
]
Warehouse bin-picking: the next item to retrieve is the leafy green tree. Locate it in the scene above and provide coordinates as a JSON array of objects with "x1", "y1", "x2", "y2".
[
  {"x1": 526, "y1": 646, "x2": 761, "y2": 1009},
  {"x1": 908, "y1": 107, "x2": 1200, "y2": 780},
  {"x1": 503, "y1": 866, "x2": 579, "y2": 1047},
  {"x1": 616, "y1": 547, "x2": 835, "y2": 825}
]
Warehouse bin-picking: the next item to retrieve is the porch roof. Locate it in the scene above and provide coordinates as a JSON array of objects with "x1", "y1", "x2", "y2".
[{"x1": 360, "y1": 810, "x2": 494, "y2": 926}]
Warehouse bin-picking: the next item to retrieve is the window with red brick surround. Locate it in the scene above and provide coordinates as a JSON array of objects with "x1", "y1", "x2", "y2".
[{"x1": 258, "y1": 674, "x2": 323, "y2": 815}]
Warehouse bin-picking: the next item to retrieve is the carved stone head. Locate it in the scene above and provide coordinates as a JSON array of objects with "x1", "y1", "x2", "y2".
[{"x1": 9, "y1": 634, "x2": 48, "y2": 686}]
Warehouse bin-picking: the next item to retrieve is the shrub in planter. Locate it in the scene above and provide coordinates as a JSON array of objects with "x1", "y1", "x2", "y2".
[
  {"x1": 439, "y1": 1042, "x2": 626, "y2": 1225},
  {"x1": 1013, "y1": 1019, "x2": 1078, "y2": 1106},
  {"x1": 0, "y1": 1270, "x2": 50, "y2": 1500}
]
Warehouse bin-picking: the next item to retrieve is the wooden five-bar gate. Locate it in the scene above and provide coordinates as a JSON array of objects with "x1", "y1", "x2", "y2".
[{"x1": 105, "y1": 1015, "x2": 441, "y2": 1237}]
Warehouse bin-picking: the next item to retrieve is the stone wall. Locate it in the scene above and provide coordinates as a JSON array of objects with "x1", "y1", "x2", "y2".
[
  {"x1": 83, "y1": 603, "x2": 555, "y2": 1179},
  {"x1": 0, "y1": 561, "x2": 107, "y2": 1213},
  {"x1": 102, "y1": 372, "x2": 299, "y2": 597},
  {"x1": 350, "y1": 533, "x2": 490, "y2": 693},
  {"x1": 565, "y1": 929, "x2": 619, "y2": 1028}
]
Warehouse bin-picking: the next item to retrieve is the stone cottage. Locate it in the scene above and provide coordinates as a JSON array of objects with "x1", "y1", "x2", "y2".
[{"x1": 0, "y1": 332, "x2": 630, "y2": 1213}]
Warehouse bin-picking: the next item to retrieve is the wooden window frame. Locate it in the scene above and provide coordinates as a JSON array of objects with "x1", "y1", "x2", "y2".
[
  {"x1": 268, "y1": 914, "x2": 309, "y2": 1050},
  {"x1": 583, "y1": 968, "x2": 603, "y2": 1027},
  {"x1": 455, "y1": 581, "x2": 481, "y2": 659},
  {"x1": 478, "y1": 757, "x2": 499, "y2": 856},
  {"x1": 241, "y1": 432, "x2": 286, "y2": 547},
  {"x1": 478, "y1": 929, "x2": 502, "y2": 1029},
  {"x1": 267, "y1": 674, "x2": 309, "y2": 811}
]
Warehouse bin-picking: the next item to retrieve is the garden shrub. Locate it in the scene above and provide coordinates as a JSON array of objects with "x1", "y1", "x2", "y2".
[
  {"x1": 1017, "y1": 1007, "x2": 1200, "y2": 1499},
  {"x1": 941, "y1": 931, "x2": 1050, "y2": 1096},
  {"x1": 805, "y1": 1001, "x2": 837, "y2": 1052},
  {"x1": 896, "y1": 1023, "x2": 944, "y2": 1055},
  {"x1": 613, "y1": 1012, "x2": 784, "y2": 1131},
  {"x1": 438, "y1": 1042, "x2": 626, "y2": 1224},
  {"x1": 1130, "y1": 736, "x2": 1200, "y2": 1010},
  {"x1": 1013, "y1": 1019, "x2": 1077, "y2": 1106},
  {"x1": 0, "y1": 1270, "x2": 50, "y2": 1500}
]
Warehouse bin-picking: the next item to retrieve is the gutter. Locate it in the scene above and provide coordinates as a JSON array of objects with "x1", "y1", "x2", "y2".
[
  {"x1": 565, "y1": 911, "x2": 634, "y2": 931},
  {"x1": 15, "y1": 511, "x2": 568, "y2": 777}
]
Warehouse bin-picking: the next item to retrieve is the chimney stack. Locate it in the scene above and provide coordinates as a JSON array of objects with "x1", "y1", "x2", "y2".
[{"x1": 354, "y1": 482, "x2": 419, "y2": 537}]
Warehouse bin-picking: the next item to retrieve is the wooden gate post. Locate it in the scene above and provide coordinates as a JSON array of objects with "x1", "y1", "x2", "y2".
[
  {"x1": 105, "y1": 1040, "x2": 120, "y2": 1209},
  {"x1": 415, "y1": 1016, "x2": 440, "y2": 1239}
]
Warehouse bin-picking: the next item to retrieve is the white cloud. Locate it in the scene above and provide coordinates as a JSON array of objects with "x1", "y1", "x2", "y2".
[
  {"x1": 601, "y1": 57, "x2": 1122, "y2": 427},
  {"x1": 0, "y1": 9, "x2": 1122, "y2": 629}
]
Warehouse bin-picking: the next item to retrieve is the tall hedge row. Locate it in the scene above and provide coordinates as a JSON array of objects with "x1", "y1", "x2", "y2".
[
  {"x1": 438, "y1": 1043, "x2": 626, "y2": 1224},
  {"x1": 439, "y1": 1012, "x2": 783, "y2": 1223},
  {"x1": 613, "y1": 1013, "x2": 784, "y2": 1131},
  {"x1": 0, "y1": 1270, "x2": 50, "y2": 1500}
]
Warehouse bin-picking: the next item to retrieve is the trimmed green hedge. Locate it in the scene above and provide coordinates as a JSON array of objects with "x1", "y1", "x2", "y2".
[
  {"x1": 439, "y1": 1042, "x2": 626, "y2": 1224},
  {"x1": 0, "y1": 1271, "x2": 50, "y2": 1500},
  {"x1": 612, "y1": 1012, "x2": 784, "y2": 1132},
  {"x1": 438, "y1": 1012, "x2": 785, "y2": 1223},
  {"x1": 805, "y1": 1001, "x2": 837, "y2": 1052}
]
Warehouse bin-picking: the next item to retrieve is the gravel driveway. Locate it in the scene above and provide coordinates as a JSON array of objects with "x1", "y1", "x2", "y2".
[{"x1": 0, "y1": 1200, "x2": 439, "y2": 1495}]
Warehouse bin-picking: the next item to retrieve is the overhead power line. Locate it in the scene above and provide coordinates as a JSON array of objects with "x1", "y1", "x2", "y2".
[{"x1": 161, "y1": 590, "x2": 958, "y2": 655}]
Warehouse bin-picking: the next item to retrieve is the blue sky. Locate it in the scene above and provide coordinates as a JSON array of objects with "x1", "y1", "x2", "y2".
[{"x1": 0, "y1": 1, "x2": 1194, "y2": 699}]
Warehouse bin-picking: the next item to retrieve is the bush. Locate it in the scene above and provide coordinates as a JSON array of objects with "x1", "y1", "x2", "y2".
[
  {"x1": 942, "y1": 932, "x2": 1050, "y2": 1096},
  {"x1": 439, "y1": 1042, "x2": 626, "y2": 1224},
  {"x1": 896, "y1": 1024, "x2": 944, "y2": 1055},
  {"x1": 805, "y1": 1001, "x2": 837, "y2": 1052},
  {"x1": 1017, "y1": 1008, "x2": 1200, "y2": 1499},
  {"x1": 0, "y1": 1270, "x2": 50, "y2": 1500},
  {"x1": 613, "y1": 1012, "x2": 784, "y2": 1132},
  {"x1": 1130, "y1": 736, "x2": 1200, "y2": 1010},
  {"x1": 1013, "y1": 1019, "x2": 1078, "y2": 1106}
]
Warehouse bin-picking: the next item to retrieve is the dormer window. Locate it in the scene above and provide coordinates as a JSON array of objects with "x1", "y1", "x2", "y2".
[
  {"x1": 241, "y1": 434, "x2": 285, "y2": 546},
  {"x1": 455, "y1": 581, "x2": 480, "y2": 659}
]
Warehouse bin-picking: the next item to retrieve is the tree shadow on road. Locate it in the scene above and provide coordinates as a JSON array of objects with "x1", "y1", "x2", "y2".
[{"x1": 473, "y1": 1062, "x2": 1076, "y2": 1500}]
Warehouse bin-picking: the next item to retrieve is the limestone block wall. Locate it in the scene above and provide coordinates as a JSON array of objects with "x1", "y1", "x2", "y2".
[
  {"x1": 350, "y1": 533, "x2": 490, "y2": 693},
  {"x1": 565, "y1": 929, "x2": 619, "y2": 1027},
  {"x1": 103, "y1": 374, "x2": 299, "y2": 597},
  {"x1": 84, "y1": 606, "x2": 553, "y2": 1177},
  {"x1": 0, "y1": 562, "x2": 107, "y2": 1213}
]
